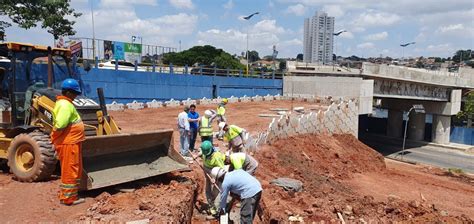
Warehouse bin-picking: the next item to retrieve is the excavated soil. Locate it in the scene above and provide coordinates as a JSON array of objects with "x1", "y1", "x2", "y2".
[
  {"x1": 1, "y1": 100, "x2": 473, "y2": 223},
  {"x1": 255, "y1": 134, "x2": 473, "y2": 223}
]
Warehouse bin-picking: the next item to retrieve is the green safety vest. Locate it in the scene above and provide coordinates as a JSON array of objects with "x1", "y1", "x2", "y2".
[
  {"x1": 217, "y1": 103, "x2": 226, "y2": 116},
  {"x1": 224, "y1": 125, "x2": 243, "y2": 142},
  {"x1": 202, "y1": 151, "x2": 225, "y2": 169},
  {"x1": 229, "y1": 153, "x2": 246, "y2": 170},
  {"x1": 200, "y1": 116, "x2": 213, "y2": 137},
  {"x1": 53, "y1": 98, "x2": 81, "y2": 130}
]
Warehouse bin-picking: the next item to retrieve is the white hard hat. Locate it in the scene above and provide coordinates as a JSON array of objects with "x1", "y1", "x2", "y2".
[
  {"x1": 218, "y1": 122, "x2": 227, "y2": 129},
  {"x1": 204, "y1": 110, "x2": 213, "y2": 118},
  {"x1": 210, "y1": 167, "x2": 226, "y2": 180}
]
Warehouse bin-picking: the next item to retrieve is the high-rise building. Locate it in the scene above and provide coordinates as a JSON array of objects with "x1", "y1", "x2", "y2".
[{"x1": 303, "y1": 11, "x2": 335, "y2": 64}]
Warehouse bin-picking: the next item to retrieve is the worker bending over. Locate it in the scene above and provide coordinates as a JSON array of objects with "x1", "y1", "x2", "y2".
[
  {"x1": 216, "y1": 98, "x2": 228, "y2": 123},
  {"x1": 219, "y1": 122, "x2": 248, "y2": 152},
  {"x1": 51, "y1": 79, "x2": 85, "y2": 206},
  {"x1": 212, "y1": 167, "x2": 262, "y2": 223},
  {"x1": 199, "y1": 109, "x2": 216, "y2": 144},
  {"x1": 199, "y1": 141, "x2": 226, "y2": 216},
  {"x1": 226, "y1": 152, "x2": 259, "y2": 175}
]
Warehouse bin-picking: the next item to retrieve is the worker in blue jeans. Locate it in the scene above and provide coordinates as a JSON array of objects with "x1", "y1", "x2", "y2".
[
  {"x1": 177, "y1": 105, "x2": 191, "y2": 160},
  {"x1": 188, "y1": 104, "x2": 200, "y2": 151}
]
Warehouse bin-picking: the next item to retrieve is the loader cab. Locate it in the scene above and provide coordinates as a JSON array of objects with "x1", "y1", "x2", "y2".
[{"x1": 0, "y1": 42, "x2": 74, "y2": 128}]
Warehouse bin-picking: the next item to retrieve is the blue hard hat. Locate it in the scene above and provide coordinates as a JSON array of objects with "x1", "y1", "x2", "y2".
[{"x1": 61, "y1": 78, "x2": 82, "y2": 94}]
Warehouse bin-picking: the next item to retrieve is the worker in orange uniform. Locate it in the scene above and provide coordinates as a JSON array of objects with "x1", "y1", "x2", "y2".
[{"x1": 51, "y1": 79, "x2": 85, "y2": 206}]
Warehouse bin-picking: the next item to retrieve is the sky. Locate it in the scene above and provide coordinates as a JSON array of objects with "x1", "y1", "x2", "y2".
[{"x1": 2, "y1": 0, "x2": 474, "y2": 58}]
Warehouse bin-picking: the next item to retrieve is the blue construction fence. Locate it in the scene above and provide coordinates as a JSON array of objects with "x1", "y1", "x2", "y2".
[
  {"x1": 450, "y1": 126, "x2": 474, "y2": 145},
  {"x1": 79, "y1": 67, "x2": 282, "y2": 103},
  {"x1": 10, "y1": 62, "x2": 282, "y2": 104}
]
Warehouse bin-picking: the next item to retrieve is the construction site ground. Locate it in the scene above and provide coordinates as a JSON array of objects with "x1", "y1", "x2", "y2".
[{"x1": 0, "y1": 100, "x2": 473, "y2": 223}]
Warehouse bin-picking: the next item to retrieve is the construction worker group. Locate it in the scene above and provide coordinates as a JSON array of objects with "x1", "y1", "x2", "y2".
[
  {"x1": 52, "y1": 80, "x2": 262, "y2": 222},
  {"x1": 177, "y1": 97, "x2": 262, "y2": 223}
]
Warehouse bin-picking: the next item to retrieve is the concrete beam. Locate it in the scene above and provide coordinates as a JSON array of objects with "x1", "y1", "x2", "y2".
[
  {"x1": 362, "y1": 62, "x2": 474, "y2": 88},
  {"x1": 380, "y1": 89, "x2": 462, "y2": 116}
]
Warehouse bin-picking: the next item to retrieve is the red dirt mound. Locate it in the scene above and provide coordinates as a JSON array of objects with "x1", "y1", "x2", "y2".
[
  {"x1": 255, "y1": 134, "x2": 472, "y2": 223},
  {"x1": 78, "y1": 173, "x2": 196, "y2": 223}
]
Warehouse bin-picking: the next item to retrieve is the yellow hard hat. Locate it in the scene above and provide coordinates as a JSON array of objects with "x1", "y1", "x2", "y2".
[{"x1": 222, "y1": 98, "x2": 228, "y2": 104}]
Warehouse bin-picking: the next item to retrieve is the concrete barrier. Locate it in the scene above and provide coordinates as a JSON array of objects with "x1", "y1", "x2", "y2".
[
  {"x1": 126, "y1": 100, "x2": 145, "y2": 110},
  {"x1": 106, "y1": 101, "x2": 125, "y2": 111},
  {"x1": 182, "y1": 98, "x2": 197, "y2": 106},
  {"x1": 164, "y1": 99, "x2": 181, "y2": 107},
  {"x1": 146, "y1": 100, "x2": 163, "y2": 108}
]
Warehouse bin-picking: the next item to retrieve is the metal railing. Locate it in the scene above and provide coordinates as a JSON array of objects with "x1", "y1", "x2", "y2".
[
  {"x1": 76, "y1": 57, "x2": 285, "y2": 80},
  {"x1": 69, "y1": 37, "x2": 177, "y2": 61}
]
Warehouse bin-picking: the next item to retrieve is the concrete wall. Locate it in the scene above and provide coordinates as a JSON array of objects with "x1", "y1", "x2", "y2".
[
  {"x1": 283, "y1": 76, "x2": 373, "y2": 114},
  {"x1": 362, "y1": 63, "x2": 474, "y2": 88},
  {"x1": 79, "y1": 68, "x2": 282, "y2": 103}
]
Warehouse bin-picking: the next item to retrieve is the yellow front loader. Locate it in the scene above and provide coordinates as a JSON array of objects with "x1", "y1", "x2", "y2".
[{"x1": 0, "y1": 42, "x2": 187, "y2": 190}]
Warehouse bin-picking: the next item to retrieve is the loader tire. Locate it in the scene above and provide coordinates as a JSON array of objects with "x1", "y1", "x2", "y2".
[{"x1": 7, "y1": 131, "x2": 57, "y2": 182}]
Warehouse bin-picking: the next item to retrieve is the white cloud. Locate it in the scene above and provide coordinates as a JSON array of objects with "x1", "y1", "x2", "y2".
[
  {"x1": 357, "y1": 42, "x2": 375, "y2": 49},
  {"x1": 426, "y1": 43, "x2": 453, "y2": 53},
  {"x1": 74, "y1": 8, "x2": 198, "y2": 46},
  {"x1": 322, "y1": 5, "x2": 344, "y2": 17},
  {"x1": 223, "y1": 0, "x2": 234, "y2": 10},
  {"x1": 280, "y1": 38, "x2": 303, "y2": 47},
  {"x1": 339, "y1": 31, "x2": 354, "y2": 39},
  {"x1": 168, "y1": 0, "x2": 194, "y2": 9},
  {"x1": 251, "y1": 20, "x2": 285, "y2": 34},
  {"x1": 197, "y1": 19, "x2": 288, "y2": 56},
  {"x1": 353, "y1": 12, "x2": 401, "y2": 28},
  {"x1": 100, "y1": 0, "x2": 157, "y2": 8},
  {"x1": 365, "y1": 31, "x2": 388, "y2": 41},
  {"x1": 285, "y1": 4, "x2": 306, "y2": 16},
  {"x1": 437, "y1": 24, "x2": 465, "y2": 33}
]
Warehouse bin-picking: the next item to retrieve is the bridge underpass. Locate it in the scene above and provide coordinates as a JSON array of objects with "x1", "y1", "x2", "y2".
[{"x1": 286, "y1": 61, "x2": 474, "y2": 145}]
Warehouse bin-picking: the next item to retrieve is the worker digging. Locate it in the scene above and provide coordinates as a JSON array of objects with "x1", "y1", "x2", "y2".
[
  {"x1": 219, "y1": 122, "x2": 249, "y2": 152},
  {"x1": 51, "y1": 79, "x2": 86, "y2": 206},
  {"x1": 212, "y1": 167, "x2": 263, "y2": 223}
]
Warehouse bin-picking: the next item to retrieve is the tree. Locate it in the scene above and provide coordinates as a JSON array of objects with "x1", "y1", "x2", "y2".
[
  {"x1": 0, "y1": 0, "x2": 81, "y2": 39},
  {"x1": 246, "y1": 50, "x2": 260, "y2": 63},
  {"x1": 279, "y1": 60, "x2": 286, "y2": 71},
  {"x1": 452, "y1": 49, "x2": 472, "y2": 63},
  {"x1": 162, "y1": 45, "x2": 245, "y2": 70},
  {"x1": 457, "y1": 92, "x2": 474, "y2": 128},
  {"x1": 296, "y1": 54, "x2": 303, "y2": 61}
]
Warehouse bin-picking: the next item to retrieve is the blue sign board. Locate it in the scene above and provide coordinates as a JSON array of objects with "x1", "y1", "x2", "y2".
[{"x1": 113, "y1": 42, "x2": 125, "y2": 60}]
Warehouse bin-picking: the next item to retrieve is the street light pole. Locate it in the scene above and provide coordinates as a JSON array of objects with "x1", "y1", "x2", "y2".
[
  {"x1": 90, "y1": 0, "x2": 96, "y2": 60},
  {"x1": 401, "y1": 104, "x2": 425, "y2": 160},
  {"x1": 333, "y1": 30, "x2": 346, "y2": 71},
  {"x1": 246, "y1": 27, "x2": 249, "y2": 75},
  {"x1": 242, "y1": 12, "x2": 259, "y2": 76}
]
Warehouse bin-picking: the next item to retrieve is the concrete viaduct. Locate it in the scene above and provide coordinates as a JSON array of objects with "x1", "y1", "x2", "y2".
[{"x1": 285, "y1": 61, "x2": 474, "y2": 144}]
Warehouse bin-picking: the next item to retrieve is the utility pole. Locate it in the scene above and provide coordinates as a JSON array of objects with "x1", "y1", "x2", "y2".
[{"x1": 90, "y1": 0, "x2": 96, "y2": 60}]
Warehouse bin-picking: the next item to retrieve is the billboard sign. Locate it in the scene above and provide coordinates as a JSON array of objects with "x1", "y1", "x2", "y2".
[
  {"x1": 69, "y1": 41, "x2": 83, "y2": 58},
  {"x1": 124, "y1": 43, "x2": 142, "y2": 63},
  {"x1": 113, "y1": 42, "x2": 125, "y2": 61}
]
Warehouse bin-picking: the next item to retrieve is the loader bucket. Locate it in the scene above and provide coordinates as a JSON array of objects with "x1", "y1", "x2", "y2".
[{"x1": 79, "y1": 129, "x2": 189, "y2": 190}]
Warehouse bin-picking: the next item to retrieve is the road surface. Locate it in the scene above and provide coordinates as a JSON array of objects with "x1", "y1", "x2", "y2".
[{"x1": 362, "y1": 136, "x2": 474, "y2": 174}]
